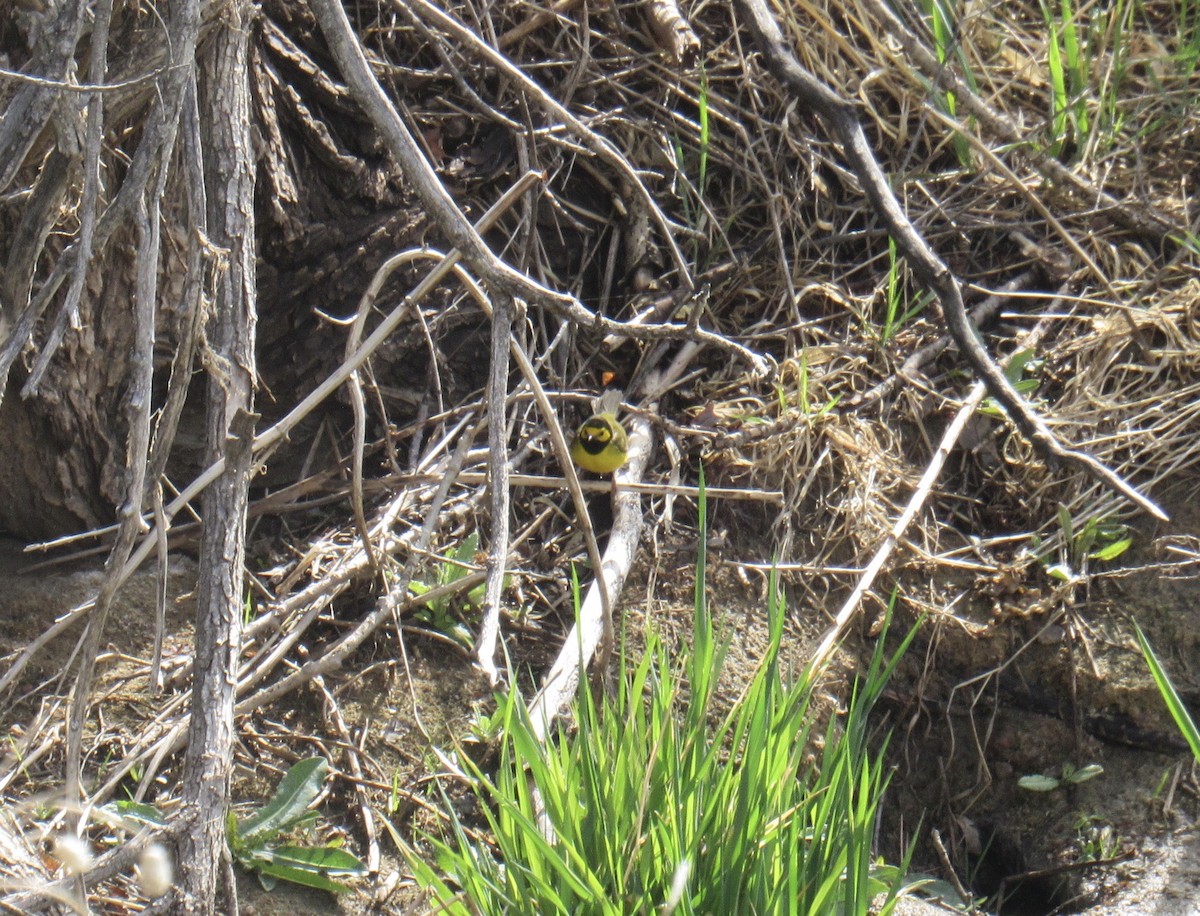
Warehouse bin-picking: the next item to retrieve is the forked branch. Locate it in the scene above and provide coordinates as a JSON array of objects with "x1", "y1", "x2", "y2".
[{"x1": 735, "y1": 0, "x2": 1166, "y2": 522}]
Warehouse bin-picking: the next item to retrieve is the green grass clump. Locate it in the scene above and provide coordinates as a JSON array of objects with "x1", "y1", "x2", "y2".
[{"x1": 406, "y1": 497, "x2": 915, "y2": 914}]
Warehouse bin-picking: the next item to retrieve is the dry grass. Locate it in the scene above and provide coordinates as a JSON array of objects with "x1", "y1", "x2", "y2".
[{"x1": 2, "y1": 0, "x2": 1199, "y2": 908}]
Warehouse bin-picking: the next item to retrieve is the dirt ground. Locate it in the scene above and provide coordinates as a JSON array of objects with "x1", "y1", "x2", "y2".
[{"x1": 2, "y1": 481, "x2": 1199, "y2": 916}]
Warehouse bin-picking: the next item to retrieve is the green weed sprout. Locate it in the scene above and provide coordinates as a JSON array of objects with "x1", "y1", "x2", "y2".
[{"x1": 227, "y1": 756, "x2": 366, "y2": 893}]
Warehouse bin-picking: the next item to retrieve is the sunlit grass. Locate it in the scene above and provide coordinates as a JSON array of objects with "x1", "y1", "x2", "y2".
[
  {"x1": 405, "y1": 487, "x2": 917, "y2": 914},
  {"x1": 877, "y1": 236, "x2": 929, "y2": 346},
  {"x1": 919, "y1": 0, "x2": 978, "y2": 168},
  {"x1": 1135, "y1": 623, "x2": 1200, "y2": 764}
]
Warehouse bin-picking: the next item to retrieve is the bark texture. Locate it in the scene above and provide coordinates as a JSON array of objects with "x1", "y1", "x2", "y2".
[
  {"x1": 176, "y1": 2, "x2": 257, "y2": 910},
  {"x1": 0, "y1": 0, "x2": 434, "y2": 539}
]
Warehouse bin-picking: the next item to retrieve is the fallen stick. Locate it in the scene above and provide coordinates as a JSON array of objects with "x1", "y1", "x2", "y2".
[{"x1": 527, "y1": 410, "x2": 654, "y2": 740}]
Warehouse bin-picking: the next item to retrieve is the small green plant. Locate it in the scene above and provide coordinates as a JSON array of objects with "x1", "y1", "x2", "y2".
[
  {"x1": 878, "y1": 236, "x2": 930, "y2": 345},
  {"x1": 227, "y1": 756, "x2": 366, "y2": 893},
  {"x1": 405, "y1": 482, "x2": 917, "y2": 914},
  {"x1": 105, "y1": 798, "x2": 168, "y2": 828},
  {"x1": 464, "y1": 700, "x2": 506, "y2": 745},
  {"x1": 777, "y1": 352, "x2": 841, "y2": 419},
  {"x1": 387, "y1": 770, "x2": 404, "y2": 817},
  {"x1": 107, "y1": 757, "x2": 365, "y2": 894},
  {"x1": 1042, "y1": 506, "x2": 1132, "y2": 584},
  {"x1": 409, "y1": 531, "x2": 492, "y2": 649},
  {"x1": 979, "y1": 349, "x2": 1043, "y2": 419},
  {"x1": 1040, "y1": 0, "x2": 1090, "y2": 157},
  {"x1": 1018, "y1": 762, "x2": 1104, "y2": 792},
  {"x1": 1074, "y1": 815, "x2": 1120, "y2": 862},
  {"x1": 918, "y1": 0, "x2": 977, "y2": 168}
]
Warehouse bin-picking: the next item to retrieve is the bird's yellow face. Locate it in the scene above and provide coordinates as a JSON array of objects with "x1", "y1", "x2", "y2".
[{"x1": 571, "y1": 412, "x2": 629, "y2": 474}]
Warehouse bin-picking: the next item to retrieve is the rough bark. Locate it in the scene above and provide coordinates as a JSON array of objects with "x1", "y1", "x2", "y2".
[
  {"x1": 0, "y1": 0, "x2": 432, "y2": 540},
  {"x1": 175, "y1": 2, "x2": 257, "y2": 910}
]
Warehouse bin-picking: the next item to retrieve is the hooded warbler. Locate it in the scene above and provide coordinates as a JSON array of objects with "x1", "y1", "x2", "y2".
[{"x1": 571, "y1": 390, "x2": 628, "y2": 474}]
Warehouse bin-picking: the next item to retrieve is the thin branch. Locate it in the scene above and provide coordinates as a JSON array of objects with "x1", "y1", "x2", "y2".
[
  {"x1": 477, "y1": 288, "x2": 514, "y2": 685},
  {"x1": 735, "y1": 0, "x2": 1165, "y2": 521},
  {"x1": 0, "y1": 62, "x2": 169, "y2": 93},
  {"x1": 307, "y1": 0, "x2": 768, "y2": 376},
  {"x1": 808, "y1": 314, "x2": 1058, "y2": 671}
]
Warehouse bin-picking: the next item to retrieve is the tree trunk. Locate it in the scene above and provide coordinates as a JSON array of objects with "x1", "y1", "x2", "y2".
[
  {"x1": 0, "y1": 0, "x2": 452, "y2": 904},
  {"x1": 175, "y1": 1, "x2": 257, "y2": 910}
]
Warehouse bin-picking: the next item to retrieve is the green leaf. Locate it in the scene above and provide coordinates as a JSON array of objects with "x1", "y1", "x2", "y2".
[
  {"x1": 814, "y1": 393, "x2": 842, "y2": 418},
  {"x1": 1135, "y1": 624, "x2": 1200, "y2": 764},
  {"x1": 227, "y1": 809, "x2": 243, "y2": 854},
  {"x1": 1018, "y1": 774, "x2": 1061, "y2": 792},
  {"x1": 446, "y1": 622, "x2": 474, "y2": 648},
  {"x1": 900, "y1": 874, "x2": 971, "y2": 908},
  {"x1": 1045, "y1": 563, "x2": 1073, "y2": 582},
  {"x1": 248, "y1": 858, "x2": 355, "y2": 894},
  {"x1": 1089, "y1": 538, "x2": 1132, "y2": 562},
  {"x1": 265, "y1": 845, "x2": 368, "y2": 878},
  {"x1": 102, "y1": 799, "x2": 167, "y2": 828},
  {"x1": 443, "y1": 532, "x2": 479, "y2": 587},
  {"x1": 454, "y1": 531, "x2": 480, "y2": 562},
  {"x1": 1076, "y1": 516, "x2": 1099, "y2": 557},
  {"x1": 238, "y1": 757, "x2": 329, "y2": 848},
  {"x1": 1066, "y1": 763, "x2": 1104, "y2": 784},
  {"x1": 1056, "y1": 505, "x2": 1074, "y2": 544},
  {"x1": 1004, "y1": 349, "x2": 1037, "y2": 385}
]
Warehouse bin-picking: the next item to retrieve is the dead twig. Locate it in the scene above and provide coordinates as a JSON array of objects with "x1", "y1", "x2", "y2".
[
  {"x1": 807, "y1": 312, "x2": 1058, "y2": 672},
  {"x1": 735, "y1": 0, "x2": 1165, "y2": 522},
  {"x1": 315, "y1": 676, "x2": 380, "y2": 877},
  {"x1": 479, "y1": 286, "x2": 515, "y2": 686}
]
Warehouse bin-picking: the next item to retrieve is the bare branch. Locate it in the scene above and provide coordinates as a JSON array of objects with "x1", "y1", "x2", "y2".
[{"x1": 735, "y1": 0, "x2": 1165, "y2": 521}]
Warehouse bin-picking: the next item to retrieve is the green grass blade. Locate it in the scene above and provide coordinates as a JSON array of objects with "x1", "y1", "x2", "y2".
[{"x1": 1135, "y1": 622, "x2": 1200, "y2": 762}]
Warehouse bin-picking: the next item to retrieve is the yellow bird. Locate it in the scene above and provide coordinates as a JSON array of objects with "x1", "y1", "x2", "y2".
[{"x1": 570, "y1": 390, "x2": 629, "y2": 474}]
